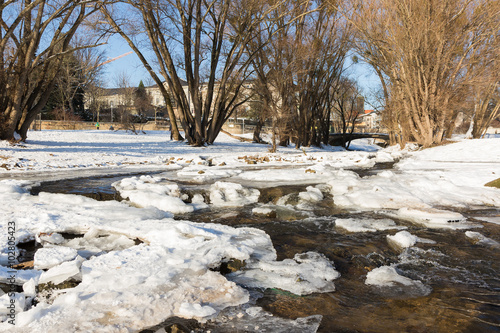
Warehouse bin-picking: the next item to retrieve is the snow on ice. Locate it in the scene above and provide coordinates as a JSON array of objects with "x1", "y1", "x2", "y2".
[{"x1": 386, "y1": 231, "x2": 436, "y2": 250}]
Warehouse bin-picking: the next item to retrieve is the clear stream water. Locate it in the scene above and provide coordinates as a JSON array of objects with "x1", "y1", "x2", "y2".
[{"x1": 25, "y1": 165, "x2": 500, "y2": 333}]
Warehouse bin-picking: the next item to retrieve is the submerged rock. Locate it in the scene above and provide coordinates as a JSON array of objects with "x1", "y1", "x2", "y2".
[{"x1": 139, "y1": 317, "x2": 200, "y2": 333}]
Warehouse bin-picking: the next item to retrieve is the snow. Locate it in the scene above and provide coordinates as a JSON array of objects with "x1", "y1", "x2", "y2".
[{"x1": 0, "y1": 130, "x2": 499, "y2": 331}]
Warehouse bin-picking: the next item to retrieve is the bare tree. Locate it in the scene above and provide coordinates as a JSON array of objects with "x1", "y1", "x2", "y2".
[
  {"x1": 0, "y1": 0, "x2": 103, "y2": 142},
  {"x1": 471, "y1": 84, "x2": 500, "y2": 138},
  {"x1": 47, "y1": 41, "x2": 106, "y2": 121},
  {"x1": 331, "y1": 77, "x2": 362, "y2": 149},
  {"x1": 113, "y1": 71, "x2": 135, "y2": 125},
  {"x1": 469, "y1": 47, "x2": 500, "y2": 138},
  {"x1": 249, "y1": 0, "x2": 351, "y2": 150},
  {"x1": 134, "y1": 80, "x2": 153, "y2": 119},
  {"x1": 347, "y1": 0, "x2": 500, "y2": 147},
  {"x1": 101, "y1": 0, "x2": 295, "y2": 145},
  {"x1": 85, "y1": 79, "x2": 107, "y2": 123}
]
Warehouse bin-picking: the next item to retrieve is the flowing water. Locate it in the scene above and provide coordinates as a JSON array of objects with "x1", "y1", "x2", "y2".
[{"x1": 27, "y1": 166, "x2": 500, "y2": 333}]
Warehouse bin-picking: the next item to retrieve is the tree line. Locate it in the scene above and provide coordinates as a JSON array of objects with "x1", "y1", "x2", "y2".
[{"x1": 1, "y1": 0, "x2": 499, "y2": 147}]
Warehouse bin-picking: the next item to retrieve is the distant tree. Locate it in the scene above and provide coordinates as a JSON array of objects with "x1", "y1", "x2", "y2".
[
  {"x1": 85, "y1": 80, "x2": 107, "y2": 123},
  {"x1": 44, "y1": 44, "x2": 106, "y2": 121},
  {"x1": 331, "y1": 78, "x2": 363, "y2": 149},
  {"x1": 114, "y1": 71, "x2": 134, "y2": 124},
  {"x1": 134, "y1": 80, "x2": 153, "y2": 118},
  {"x1": 0, "y1": 0, "x2": 102, "y2": 142}
]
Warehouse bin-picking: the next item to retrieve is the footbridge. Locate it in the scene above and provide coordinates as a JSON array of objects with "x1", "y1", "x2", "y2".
[{"x1": 329, "y1": 132, "x2": 390, "y2": 146}]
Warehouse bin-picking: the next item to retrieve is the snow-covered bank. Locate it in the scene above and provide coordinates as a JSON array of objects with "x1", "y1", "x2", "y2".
[{"x1": 0, "y1": 130, "x2": 499, "y2": 332}]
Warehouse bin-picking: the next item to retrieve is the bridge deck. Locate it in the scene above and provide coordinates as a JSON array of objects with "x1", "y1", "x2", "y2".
[{"x1": 329, "y1": 133, "x2": 390, "y2": 146}]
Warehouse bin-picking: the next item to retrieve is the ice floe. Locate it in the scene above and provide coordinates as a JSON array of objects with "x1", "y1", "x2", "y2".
[
  {"x1": 335, "y1": 218, "x2": 406, "y2": 233},
  {"x1": 393, "y1": 207, "x2": 477, "y2": 229},
  {"x1": 209, "y1": 181, "x2": 260, "y2": 207},
  {"x1": 113, "y1": 175, "x2": 194, "y2": 214},
  {"x1": 228, "y1": 252, "x2": 340, "y2": 296}
]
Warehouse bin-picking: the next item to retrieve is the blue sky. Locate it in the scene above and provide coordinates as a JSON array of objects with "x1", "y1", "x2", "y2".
[{"x1": 99, "y1": 35, "x2": 151, "y2": 88}]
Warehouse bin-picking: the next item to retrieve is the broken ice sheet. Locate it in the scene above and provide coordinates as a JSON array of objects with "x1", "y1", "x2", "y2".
[
  {"x1": 202, "y1": 305, "x2": 322, "y2": 333},
  {"x1": 228, "y1": 252, "x2": 340, "y2": 296}
]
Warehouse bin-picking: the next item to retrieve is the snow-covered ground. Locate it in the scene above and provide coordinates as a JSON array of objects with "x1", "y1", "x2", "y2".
[{"x1": 0, "y1": 130, "x2": 499, "y2": 332}]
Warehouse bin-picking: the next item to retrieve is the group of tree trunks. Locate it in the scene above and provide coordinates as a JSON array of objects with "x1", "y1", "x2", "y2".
[{"x1": 1, "y1": 0, "x2": 499, "y2": 147}]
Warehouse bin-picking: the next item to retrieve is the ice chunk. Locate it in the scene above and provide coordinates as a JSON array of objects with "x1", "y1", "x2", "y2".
[
  {"x1": 298, "y1": 186, "x2": 323, "y2": 202},
  {"x1": 84, "y1": 227, "x2": 100, "y2": 239},
  {"x1": 36, "y1": 232, "x2": 64, "y2": 245},
  {"x1": 252, "y1": 207, "x2": 276, "y2": 217},
  {"x1": 38, "y1": 256, "x2": 85, "y2": 285},
  {"x1": 328, "y1": 170, "x2": 360, "y2": 195},
  {"x1": 23, "y1": 279, "x2": 37, "y2": 298},
  {"x1": 121, "y1": 190, "x2": 194, "y2": 214},
  {"x1": 335, "y1": 218, "x2": 406, "y2": 233},
  {"x1": 387, "y1": 231, "x2": 436, "y2": 250},
  {"x1": 465, "y1": 231, "x2": 500, "y2": 248},
  {"x1": 203, "y1": 305, "x2": 323, "y2": 333},
  {"x1": 63, "y1": 233, "x2": 136, "y2": 258},
  {"x1": 366, "y1": 266, "x2": 413, "y2": 287},
  {"x1": 387, "y1": 231, "x2": 418, "y2": 248},
  {"x1": 474, "y1": 216, "x2": 500, "y2": 225},
  {"x1": 0, "y1": 266, "x2": 41, "y2": 285},
  {"x1": 229, "y1": 252, "x2": 339, "y2": 296},
  {"x1": 374, "y1": 151, "x2": 394, "y2": 163},
  {"x1": 177, "y1": 167, "x2": 241, "y2": 182},
  {"x1": 178, "y1": 302, "x2": 217, "y2": 318},
  {"x1": 395, "y1": 207, "x2": 474, "y2": 229},
  {"x1": 113, "y1": 176, "x2": 195, "y2": 214},
  {"x1": 0, "y1": 179, "x2": 30, "y2": 194},
  {"x1": 365, "y1": 265, "x2": 432, "y2": 297},
  {"x1": 210, "y1": 182, "x2": 259, "y2": 207},
  {"x1": 190, "y1": 193, "x2": 209, "y2": 210},
  {"x1": 34, "y1": 246, "x2": 78, "y2": 270}
]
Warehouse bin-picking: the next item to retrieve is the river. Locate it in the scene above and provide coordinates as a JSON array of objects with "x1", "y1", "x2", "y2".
[{"x1": 24, "y1": 163, "x2": 500, "y2": 333}]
